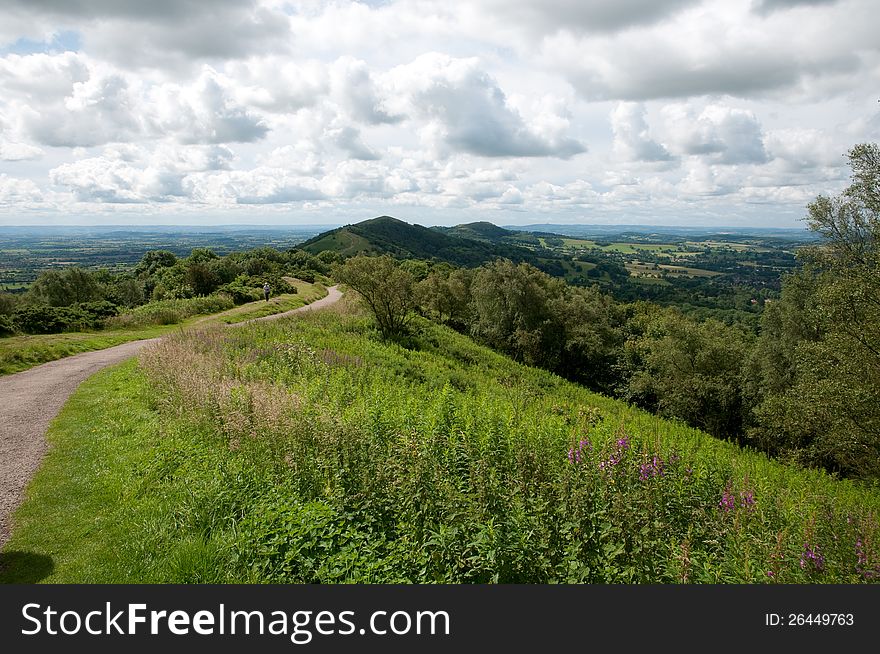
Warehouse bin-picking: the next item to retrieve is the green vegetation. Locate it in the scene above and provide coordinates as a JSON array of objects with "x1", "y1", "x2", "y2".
[
  {"x1": 334, "y1": 255, "x2": 416, "y2": 339},
  {"x1": 4, "y1": 307, "x2": 878, "y2": 583},
  {"x1": 0, "y1": 239, "x2": 334, "y2": 337},
  {"x1": 214, "y1": 282, "x2": 327, "y2": 324},
  {"x1": 0, "y1": 225, "x2": 319, "y2": 289},
  {"x1": 314, "y1": 144, "x2": 880, "y2": 481},
  {"x1": 301, "y1": 216, "x2": 537, "y2": 268},
  {"x1": 105, "y1": 295, "x2": 235, "y2": 329},
  {"x1": 0, "y1": 327, "x2": 171, "y2": 376},
  {"x1": 0, "y1": 280, "x2": 327, "y2": 376}
]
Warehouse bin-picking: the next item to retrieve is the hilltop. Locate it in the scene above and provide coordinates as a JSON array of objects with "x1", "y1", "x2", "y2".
[{"x1": 300, "y1": 216, "x2": 540, "y2": 267}]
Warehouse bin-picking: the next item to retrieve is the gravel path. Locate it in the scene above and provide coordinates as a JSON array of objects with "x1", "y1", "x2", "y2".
[{"x1": 0, "y1": 285, "x2": 341, "y2": 549}]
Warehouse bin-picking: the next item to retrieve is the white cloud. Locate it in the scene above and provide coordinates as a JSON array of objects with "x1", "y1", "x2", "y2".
[
  {"x1": 148, "y1": 70, "x2": 270, "y2": 145},
  {"x1": 470, "y1": 0, "x2": 701, "y2": 35},
  {"x1": 610, "y1": 103, "x2": 675, "y2": 163},
  {"x1": 540, "y1": 0, "x2": 879, "y2": 102},
  {"x1": 0, "y1": 140, "x2": 42, "y2": 161},
  {"x1": 385, "y1": 53, "x2": 586, "y2": 159},
  {"x1": 661, "y1": 104, "x2": 769, "y2": 164},
  {"x1": 0, "y1": 173, "x2": 43, "y2": 203}
]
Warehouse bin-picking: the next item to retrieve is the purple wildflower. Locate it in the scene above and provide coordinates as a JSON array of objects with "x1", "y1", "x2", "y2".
[
  {"x1": 800, "y1": 543, "x2": 825, "y2": 573},
  {"x1": 855, "y1": 538, "x2": 879, "y2": 580},
  {"x1": 567, "y1": 436, "x2": 592, "y2": 465},
  {"x1": 639, "y1": 455, "x2": 664, "y2": 481},
  {"x1": 616, "y1": 437, "x2": 630, "y2": 450},
  {"x1": 719, "y1": 484, "x2": 736, "y2": 512},
  {"x1": 739, "y1": 489, "x2": 756, "y2": 509}
]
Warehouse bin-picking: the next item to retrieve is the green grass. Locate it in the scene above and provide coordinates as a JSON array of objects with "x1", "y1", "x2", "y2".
[
  {"x1": 0, "y1": 326, "x2": 175, "y2": 376},
  {"x1": 3, "y1": 307, "x2": 879, "y2": 583}
]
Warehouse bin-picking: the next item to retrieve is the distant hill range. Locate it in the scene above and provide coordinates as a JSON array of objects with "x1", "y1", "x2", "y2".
[{"x1": 299, "y1": 216, "x2": 544, "y2": 267}]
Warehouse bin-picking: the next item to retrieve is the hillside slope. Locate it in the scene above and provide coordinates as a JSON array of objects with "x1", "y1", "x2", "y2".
[
  {"x1": 300, "y1": 216, "x2": 539, "y2": 267},
  {"x1": 3, "y1": 304, "x2": 878, "y2": 583}
]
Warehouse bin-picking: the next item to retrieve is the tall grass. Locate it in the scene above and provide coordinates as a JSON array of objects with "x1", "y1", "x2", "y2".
[{"x1": 132, "y1": 310, "x2": 880, "y2": 583}]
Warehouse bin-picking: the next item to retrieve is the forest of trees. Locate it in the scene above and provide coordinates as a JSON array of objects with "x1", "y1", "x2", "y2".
[{"x1": 338, "y1": 144, "x2": 880, "y2": 480}]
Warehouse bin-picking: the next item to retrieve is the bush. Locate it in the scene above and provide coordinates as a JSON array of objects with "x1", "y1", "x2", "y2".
[
  {"x1": 12, "y1": 305, "x2": 92, "y2": 334},
  {"x1": 219, "y1": 277, "x2": 263, "y2": 305},
  {"x1": 0, "y1": 314, "x2": 15, "y2": 337}
]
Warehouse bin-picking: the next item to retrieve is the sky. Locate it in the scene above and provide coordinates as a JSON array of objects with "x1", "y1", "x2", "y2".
[{"x1": 0, "y1": 0, "x2": 877, "y2": 228}]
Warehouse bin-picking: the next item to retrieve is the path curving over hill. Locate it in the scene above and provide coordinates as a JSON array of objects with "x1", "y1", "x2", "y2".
[{"x1": 0, "y1": 286, "x2": 341, "y2": 548}]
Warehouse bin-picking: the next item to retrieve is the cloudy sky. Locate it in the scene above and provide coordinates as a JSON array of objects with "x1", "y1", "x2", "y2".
[{"x1": 0, "y1": 0, "x2": 877, "y2": 227}]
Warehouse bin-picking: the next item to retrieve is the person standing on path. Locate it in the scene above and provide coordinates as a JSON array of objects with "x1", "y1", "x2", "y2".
[{"x1": 263, "y1": 282, "x2": 271, "y2": 302}]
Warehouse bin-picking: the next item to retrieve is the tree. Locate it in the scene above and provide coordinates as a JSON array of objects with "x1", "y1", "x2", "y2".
[
  {"x1": 29, "y1": 267, "x2": 102, "y2": 306},
  {"x1": 135, "y1": 250, "x2": 178, "y2": 277},
  {"x1": 470, "y1": 260, "x2": 566, "y2": 368},
  {"x1": 747, "y1": 144, "x2": 880, "y2": 477},
  {"x1": 333, "y1": 255, "x2": 417, "y2": 340},
  {"x1": 622, "y1": 309, "x2": 749, "y2": 440},
  {"x1": 417, "y1": 267, "x2": 473, "y2": 329}
]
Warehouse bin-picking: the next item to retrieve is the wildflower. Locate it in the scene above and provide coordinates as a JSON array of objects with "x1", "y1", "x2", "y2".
[
  {"x1": 739, "y1": 489, "x2": 756, "y2": 509},
  {"x1": 800, "y1": 543, "x2": 825, "y2": 573},
  {"x1": 855, "y1": 538, "x2": 878, "y2": 580},
  {"x1": 639, "y1": 455, "x2": 664, "y2": 481},
  {"x1": 719, "y1": 484, "x2": 736, "y2": 512},
  {"x1": 616, "y1": 437, "x2": 630, "y2": 450},
  {"x1": 567, "y1": 436, "x2": 591, "y2": 465},
  {"x1": 766, "y1": 571, "x2": 774, "y2": 578}
]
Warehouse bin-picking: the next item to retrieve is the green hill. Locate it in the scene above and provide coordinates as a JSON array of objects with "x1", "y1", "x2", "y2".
[
  {"x1": 433, "y1": 221, "x2": 517, "y2": 243},
  {"x1": 4, "y1": 305, "x2": 879, "y2": 583},
  {"x1": 301, "y1": 216, "x2": 540, "y2": 267}
]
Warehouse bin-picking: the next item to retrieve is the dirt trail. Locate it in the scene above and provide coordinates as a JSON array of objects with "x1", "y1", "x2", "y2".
[{"x1": 0, "y1": 285, "x2": 341, "y2": 548}]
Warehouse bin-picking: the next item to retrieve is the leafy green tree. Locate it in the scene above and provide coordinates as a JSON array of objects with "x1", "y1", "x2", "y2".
[
  {"x1": 622, "y1": 308, "x2": 750, "y2": 440},
  {"x1": 556, "y1": 284, "x2": 626, "y2": 394},
  {"x1": 185, "y1": 262, "x2": 221, "y2": 296},
  {"x1": 747, "y1": 143, "x2": 880, "y2": 477},
  {"x1": 29, "y1": 267, "x2": 102, "y2": 306},
  {"x1": 470, "y1": 260, "x2": 566, "y2": 368},
  {"x1": 135, "y1": 250, "x2": 178, "y2": 277},
  {"x1": 0, "y1": 291, "x2": 17, "y2": 316},
  {"x1": 417, "y1": 267, "x2": 474, "y2": 329},
  {"x1": 333, "y1": 255, "x2": 417, "y2": 340},
  {"x1": 187, "y1": 248, "x2": 219, "y2": 264}
]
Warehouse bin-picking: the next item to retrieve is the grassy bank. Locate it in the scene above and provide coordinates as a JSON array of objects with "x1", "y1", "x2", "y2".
[
  {"x1": 0, "y1": 281, "x2": 326, "y2": 376},
  {"x1": 214, "y1": 281, "x2": 327, "y2": 324},
  {"x1": 3, "y1": 305, "x2": 879, "y2": 583}
]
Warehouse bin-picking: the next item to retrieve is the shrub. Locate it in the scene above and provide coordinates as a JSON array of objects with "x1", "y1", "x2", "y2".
[{"x1": 0, "y1": 314, "x2": 15, "y2": 336}]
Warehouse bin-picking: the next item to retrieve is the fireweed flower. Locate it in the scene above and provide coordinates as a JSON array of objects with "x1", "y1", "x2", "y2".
[
  {"x1": 598, "y1": 435, "x2": 631, "y2": 473},
  {"x1": 800, "y1": 543, "x2": 825, "y2": 573},
  {"x1": 719, "y1": 485, "x2": 736, "y2": 512},
  {"x1": 567, "y1": 437, "x2": 592, "y2": 465},
  {"x1": 639, "y1": 456, "x2": 664, "y2": 481},
  {"x1": 855, "y1": 538, "x2": 878, "y2": 580},
  {"x1": 739, "y1": 489, "x2": 756, "y2": 509}
]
